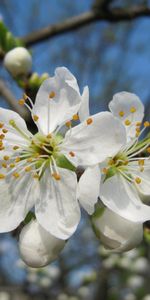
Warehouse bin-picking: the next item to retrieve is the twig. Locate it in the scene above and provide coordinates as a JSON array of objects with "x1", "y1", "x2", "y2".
[
  {"x1": 0, "y1": 79, "x2": 29, "y2": 120},
  {"x1": 21, "y1": 6, "x2": 150, "y2": 46}
]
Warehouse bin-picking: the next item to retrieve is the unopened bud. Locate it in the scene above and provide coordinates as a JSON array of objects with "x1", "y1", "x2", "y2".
[
  {"x1": 92, "y1": 207, "x2": 143, "y2": 253},
  {"x1": 19, "y1": 220, "x2": 66, "y2": 268},
  {"x1": 4, "y1": 47, "x2": 32, "y2": 76}
]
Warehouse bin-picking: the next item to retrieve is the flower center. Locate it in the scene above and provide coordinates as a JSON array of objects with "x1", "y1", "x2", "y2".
[
  {"x1": 0, "y1": 120, "x2": 64, "y2": 181},
  {"x1": 102, "y1": 135, "x2": 150, "y2": 185}
]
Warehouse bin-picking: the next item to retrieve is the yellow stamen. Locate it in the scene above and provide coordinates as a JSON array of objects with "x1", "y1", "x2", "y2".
[
  {"x1": 138, "y1": 160, "x2": 144, "y2": 166},
  {"x1": 0, "y1": 174, "x2": 5, "y2": 179},
  {"x1": 52, "y1": 173, "x2": 61, "y2": 180},
  {"x1": 102, "y1": 168, "x2": 108, "y2": 174},
  {"x1": 49, "y1": 91, "x2": 55, "y2": 99},
  {"x1": 65, "y1": 121, "x2": 72, "y2": 127},
  {"x1": 147, "y1": 147, "x2": 150, "y2": 154},
  {"x1": 0, "y1": 134, "x2": 5, "y2": 140},
  {"x1": 72, "y1": 114, "x2": 79, "y2": 121},
  {"x1": 33, "y1": 173, "x2": 39, "y2": 179},
  {"x1": 86, "y1": 118, "x2": 93, "y2": 125},
  {"x1": 2, "y1": 129, "x2": 8, "y2": 134},
  {"x1": 13, "y1": 146, "x2": 19, "y2": 150},
  {"x1": 130, "y1": 106, "x2": 136, "y2": 113},
  {"x1": 0, "y1": 123, "x2": 4, "y2": 128},
  {"x1": 69, "y1": 151, "x2": 75, "y2": 157},
  {"x1": 33, "y1": 115, "x2": 39, "y2": 122},
  {"x1": 25, "y1": 166, "x2": 32, "y2": 172},
  {"x1": 23, "y1": 93, "x2": 28, "y2": 100},
  {"x1": 119, "y1": 111, "x2": 125, "y2": 117},
  {"x1": 13, "y1": 172, "x2": 20, "y2": 179},
  {"x1": 15, "y1": 157, "x2": 21, "y2": 163},
  {"x1": 136, "y1": 122, "x2": 142, "y2": 126},
  {"x1": 10, "y1": 163, "x2": 15, "y2": 168},
  {"x1": 2, "y1": 163, "x2": 7, "y2": 168},
  {"x1": 0, "y1": 146, "x2": 4, "y2": 151},
  {"x1": 124, "y1": 119, "x2": 131, "y2": 126},
  {"x1": 135, "y1": 177, "x2": 141, "y2": 184},
  {"x1": 18, "y1": 99, "x2": 25, "y2": 106},
  {"x1": 144, "y1": 121, "x2": 150, "y2": 127},
  {"x1": 3, "y1": 155, "x2": 9, "y2": 161}
]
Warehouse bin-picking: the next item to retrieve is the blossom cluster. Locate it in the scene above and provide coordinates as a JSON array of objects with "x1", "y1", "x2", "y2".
[{"x1": 0, "y1": 67, "x2": 150, "y2": 267}]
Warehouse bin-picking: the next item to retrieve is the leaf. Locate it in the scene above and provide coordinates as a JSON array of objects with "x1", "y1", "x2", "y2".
[{"x1": 24, "y1": 211, "x2": 35, "y2": 225}]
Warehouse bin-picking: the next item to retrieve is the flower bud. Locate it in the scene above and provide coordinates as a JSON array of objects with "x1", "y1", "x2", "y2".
[
  {"x1": 19, "y1": 220, "x2": 66, "y2": 268},
  {"x1": 4, "y1": 47, "x2": 32, "y2": 76},
  {"x1": 92, "y1": 207, "x2": 143, "y2": 252}
]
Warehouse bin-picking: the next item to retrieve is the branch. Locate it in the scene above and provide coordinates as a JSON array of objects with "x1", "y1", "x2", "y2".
[
  {"x1": 0, "y1": 79, "x2": 30, "y2": 120},
  {"x1": 21, "y1": 6, "x2": 150, "y2": 46}
]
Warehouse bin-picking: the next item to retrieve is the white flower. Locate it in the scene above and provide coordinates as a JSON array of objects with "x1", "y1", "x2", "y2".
[
  {"x1": 79, "y1": 92, "x2": 150, "y2": 223},
  {"x1": 19, "y1": 220, "x2": 65, "y2": 268},
  {"x1": 0, "y1": 67, "x2": 124, "y2": 239},
  {"x1": 4, "y1": 47, "x2": 32, "y2": 76},
  {"x1": 92, "y1": 207, "x2": 143, "y2": 252}
]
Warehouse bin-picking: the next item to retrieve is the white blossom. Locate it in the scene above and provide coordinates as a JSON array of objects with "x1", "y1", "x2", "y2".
[
  {"x1": 79, "y1": 92, "x2": 150, "y2": 224},
  {"x1": 0, "y1": 67, "x2": 124, "y2": 239}
]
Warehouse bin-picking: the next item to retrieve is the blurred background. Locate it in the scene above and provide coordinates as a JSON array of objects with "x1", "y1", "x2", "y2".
[{"x1": 0, "y1": 0, "x2": 150, "y2": 299}]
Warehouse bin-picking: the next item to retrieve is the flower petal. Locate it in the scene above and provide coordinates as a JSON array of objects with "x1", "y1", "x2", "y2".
[
  {"x1": 0, "y1": 173, "x2": 36, "y2": 232},
  {"x1": 78, "y1": 165, "x2": 101, "y2": 214},
  {"x1": 130, "y1": 160, "x2": 150, "y2": 198},
  {"x1": 100, "y1": 173, "x2": 150, "y2": 222},
  {"x1": 32, "y1": 67, "x2": 82, "y2": 134},
  {"x1": 0, "y1": 107, "x2": 31, "y2": 148},
  {"x1": 92, "y1": 207, "x2": 143, "y2": 252},
  {"x1": 35, "y1": 167, "x2": 80, "y2": 239},
  {"x1": 109, "y1": 92, "x2": 144, "y2": 140},
  {"x1": 78, "y1": 86, "x2": 90, "y2": 122},
  {"x1": 61, "y1": 112, "x2": 126, "y2": 167}
]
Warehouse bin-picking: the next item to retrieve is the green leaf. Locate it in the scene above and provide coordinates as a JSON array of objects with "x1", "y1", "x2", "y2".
[
  {"x1": 0, "y1": 21, "x2": 8, "y2": 51},
  {"x1": 24, "y1": 211, "x2": 35, "y2": 225},
  {"x1": 92, "y1": 205, "x2": 105, "y2": 220},
  {"x1": 5, "y1": 32, "x2": 17, "y2": 51},
  {"x1": 56, "y1": 155, "x2": 76, "y2": 172}
]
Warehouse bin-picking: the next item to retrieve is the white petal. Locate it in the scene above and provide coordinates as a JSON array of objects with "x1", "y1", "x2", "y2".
[
  {"x1": 78, "y1": 165, "x2": 101, "y2": 214},
  {"x1": 109, "y1": 92, "x2": 144, "y2": 140},
  {"x1": 78, "y1": 86, "x2": 90, "y2": 122},
  {"x1": 0, "y1": 174, "x2": 37, "y2": 232},
  {"x1": 19, "y1": 220, "x2": 65, "y2": 268},
  {"x1": 92, "y1": 207, "x2": 143, "y2": 252},
  {"x1": 32, "y1": 67, "x2": 82, "y2": 134},
  {"x1": 100, "y1": 174, "x2": 150, "y2": 222},
  {"x1": 61, "y1": 112, "x2": 126, "y2": 167},
  {"x1": 130, "y1": 161, "x2": 150, "y2": 200},
  {"x1": 0, "y1": 107, "x2": 31, "y2": 153},
  {"x1": 35, "y1": 167, "x2": 80, "y2": 239}
]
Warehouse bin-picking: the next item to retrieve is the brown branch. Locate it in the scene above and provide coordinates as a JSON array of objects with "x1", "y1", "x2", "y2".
[
  {"x1": 0, "y1": 79, "x2": 30, "y2": 120},
  {"x1": 21, "y1": 6, "x2": 150, "y2": 46}
]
